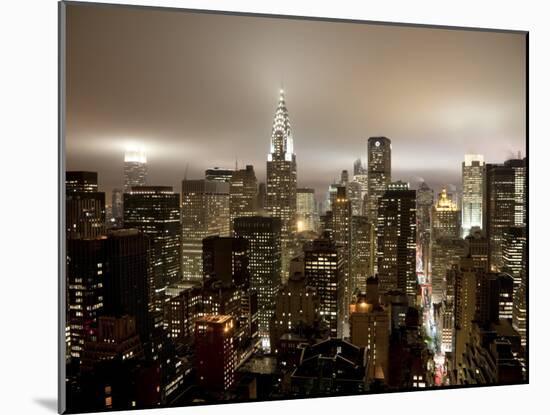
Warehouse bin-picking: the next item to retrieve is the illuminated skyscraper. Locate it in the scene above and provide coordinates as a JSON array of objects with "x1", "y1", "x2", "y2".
[
  {"x1": 304, "y1": 237, "x2": 344, "y2": 338},
  {"x1": 229, "y1": 165, "x2": 258, "y2": 232},
  {"x1": 353, "y1": 158, "x2": 369, "y2": 208},
  {"x1": 502, "y1": 226, "x2": 527, "y2": 289},
  {"x1": 376, "y1": 181, "x2": 416, "y2": 302},
  {"x1": 462, "y1": 154, "x2": 485, "y2": 237},
  {"x1": 181, "y1": 179, "x2": 230, "y2": 282},
  {"x1": 296, "y1": 188, "x2": 316, "y2": 232},
  {"x1": 110, "y1": 188, "x2": 123, "y2": 228},
  {"x1": 416, "y1": 181, "x2": 434, "y2": 278},
  {"x1": 266, "y1": 89, "x2": 297, "y2": 282},
  {"x1": 66, "y1": 171, "x2": 105, "y2": 239},
  {"x1": 234, "y1": 216, "x2": 282, "y2": 350},
  {"x1": 485, "y1": 159, "x2": 526, "y2": 271},
  {"x1": 366, "y1": 137, "x2": 391, "y2": 222},
  {"x1": 123, "y1": 149, "x2": 147, "y2": 192},
  {"x1": 431, "y1": 238, "x2": 465, "y2": 304},
  {"x1": 351, "y1": 215, "x2": 372, "y2": 293},
  {"x1": 432, "y1": 188, "x2": 461, "y2": 240},
  {"x1": 124, "y1": 186, "x2": 181, "y2": 319}
]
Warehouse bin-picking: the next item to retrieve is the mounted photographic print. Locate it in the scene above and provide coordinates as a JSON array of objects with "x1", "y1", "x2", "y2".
[{"x1": 59, "y1": 1, "x2": 528, "y2": 413}]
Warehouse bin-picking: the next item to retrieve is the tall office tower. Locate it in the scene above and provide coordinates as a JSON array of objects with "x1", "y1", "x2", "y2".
[
  {"x1": 513, "y1": 246, "x2": 527, "y2": 346},
  {"x1": 464, "y1": 228, "x2": 489, "y2": 271},
  {"x1": 376, "y1": 181, "x2": 417, "y2": 303},
  {"x1": 416, "y1": 182, "x2": 434, "y2": 277},
  {"x1": 353, "y1": 158, "x2": 369, "y2": 211},
  {"x1": 454, "y1": 256, "x2": 479, "y2": 373},
  {"x1": 296, "y1": 188, "x2": 316, "y2": 232},
  {"x1": 66, "y1": 171, "x2": 99, "y2": 192},
  {"x1": 234, "y1": 216, "x2": 282, "y2": 350},
  {"x1": 366, "y1": 137, "x2": 391, "y2": 222},
  {"x1": 347, "y1": 181, "x2": 363, "y2": 216},
  {"x1": 123, "y1": 149, "x2": 147, "y2": 192},
  {"x1": 102, "y1": 229, "x2": 151, "y2": 343},
  {"x1": 441, "y1": 265, "x2": 458, "y2": 353},
  {"x1": 340, "y1": 169, "x2": 349, "y2": 185},
  {"x1": 462, "y1": 154, "x2": 485, "y2": 237},
  {"x1": 502, "y1": 226, "x2": 527, "y2": 289},
  {"x1": 266, "y1": 89, "x2": 297, "y2": 282},
  {"x1": 66, "y1": 238, "x2": 105, "y2": 359},
  {"x1": 432, "y1": 188, "x2": 461, "y2": 240},
  {"x1": 304, "y1": 237, "x2": 344, "y2": 338},
  {"x1": 110, "y1": 188, "x2": 124, "y2": 228},
  {"x1": 124, "y1": 186, "x2": 181, "y2": 318},
  {"x1": 485, "y1": 159, "x2": 526, "y2": 271},
  {"x1": 205, "y1": 167, "x2": 234, "y2": 183},
  {"x1": 351, "y1": 215, "x2": 372, "y2": 293},
  {"x1": 229, "y1": 165, "x2": 258, "y2": 232},
  {"x1": 202, "y1": 236, "x2": 249, "y2": 287},
  {"x1": 349, "y1": 277, "x2": 390, "y2": 383},
  {"x1": 257, "y1": 182, "x2": 267, "y2": 212},
  {"x1": 194, "y1": 315, "x2": 236, "y2": 392},
  {"x1": 431, "y1": 239, "x2": 465, "y2": 304},
  {"x1": 270, "y1": 271, "x2": 320, "y2": 352},
  {"x1": 181, "y1": 179, "x2": 230, "y2": 282},
  {"x1": 326, "y1": 183, "x2": 339, "y2": 212},
  {"x1": 332, "y1": 186, "x2": 352, "y2": 333},
  {"x1": 66, "y1": 171, "x2": 105, "y2": 239}
]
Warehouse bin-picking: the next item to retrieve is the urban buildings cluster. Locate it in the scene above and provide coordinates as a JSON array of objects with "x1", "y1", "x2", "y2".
[{"x1": 65, "y1": 89, "x2": 527, "y2": 411}]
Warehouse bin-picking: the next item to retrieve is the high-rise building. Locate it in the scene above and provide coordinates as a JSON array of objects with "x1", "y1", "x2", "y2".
[
  {"x1": 376, "y1": 181, "x2": 417, "y2": 302},
  {"x1": 416, "y1": 182, "x2": 433, "y2": 277},
  {"x1": 202, "y1": 236, "x2": 249, "y2": 287},
  {"x1": 257, "y1": 182, "x2": 267, "y2": 212},
  {"x1": 432, "y1": 188, "x2": 461, "y2": 240},
  {"x1": 485, "y1": 159, "x2": 526, "y2": 271},
  {"x1": 296, "y1": 188, "x2": 316, "y2": 232},
  {"x1": 351, "y1": 215, "x2": 372, "y2": 293},
  {"x1": 270, "y1": 271, "x2": 320, "y2": 352},
  {"x1": 229, "y1": 165, "x2": 258, "y2": 232},
  {"x1": 465, "y1": 228, "x2": 489, "y2": 271},
  {"x1": 266, "y1": 89, "x2": 297, "y2": 282},
  {"x1": 462, "y1": 154, "x2": 485, "y2": 237},
  {"x1": 123, "y1": 149, "x2": 147, "y2": 192},
  {"x1": 124, "y1": 186, "x2": 181, "y2": 318},
  {"x1": 477, "y1": 272, "x2": 514, "y2": 323},
  {"x1": 194, "y1": 315, "x2": 236, "y2": 391},
  {"x1": 304, "y1": 237, "x2": 344, "y2": 338},
  {"x1": 347, "y1": 181, "x2": 363, "y2": 217},
  {"x1": 366, "y1": 137, "x2": 391, "y2": 222},
  {"x1": 353, "y1": 158, "x2": 369, "y2": 214},
  {"x1": 233, "y1": 216, "x2": 282, "y2": 349},
  {"x1": 349, "y1": 277, "x2": 390, "y2": 382},
  {"x1": 165, "y1": 283, "x2": 201, "y2": 342},
  {"x1": 205, "y1": 167, "x2": 234, "y2": 183},
  {"x1": 110, "y1": 188, "x2": 124, "y2": 228},
  {"x1": 181, "y1": 179, "x2": 230, "y2": 282},
  {"x1": 332, "y1": 186, "x2": 352, "y2": 333},
  {"x1": 502, "y1": 226, "x2": 527, "y2": 289},
  {"x1": 66, "y1": 171, "x2": 105, "y2": 239},
  {"x1": 431, "y1": 238, "x2": 465, "y2": 304},
  {"x1": 512, "y1": 244, "x2": 527, "y2": 347}
]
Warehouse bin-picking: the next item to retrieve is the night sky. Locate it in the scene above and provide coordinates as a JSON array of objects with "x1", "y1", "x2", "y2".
[{"x1": 65, "y1": 3, "x2": 526, "y2": 202}]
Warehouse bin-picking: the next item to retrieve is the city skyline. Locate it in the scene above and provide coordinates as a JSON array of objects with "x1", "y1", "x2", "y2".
[{"x1": 66, "y1": 5, "x2": 526, "y2": 199}]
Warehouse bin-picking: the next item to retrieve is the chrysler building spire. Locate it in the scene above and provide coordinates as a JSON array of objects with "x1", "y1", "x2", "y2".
[{"x1": 269, "y1": 89, "x2": 294, "y2": 161}]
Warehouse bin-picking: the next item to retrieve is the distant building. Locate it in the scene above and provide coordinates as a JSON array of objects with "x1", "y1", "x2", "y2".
[
  {"x1": 165, "y1": 283, "x2": 202, "y2": 342},
  {"x1": 195, "y1": 315, "x2": 236, "y2": 391},
  {"x1": 205, "y1": 167, "x2": 234, "y2": 183},
  {"x1": 229, "y1": 165, "x2": 258, "y2": 232},
  {"x1": 432, "y1": 188, "x2": 461, "y2": 240},
  {"x1": 296, "y1": 188, "x2": 316, "y2": 232},
  {"x1": 123, "y1": 149, "x2": 147, "y2": 192},
  {"x1": 66, "y1": 171, "x2": 99, "y2": 193},
  {"x1": 462, "y1": 154, "x2": 485, "y2": 237},
  {"x1": 366, "y1": 136, "x2": 391, "y2": 222},
  {"x1": 181, "y1": 179, "x2": 230, "y2": 282},
  {"x1": 431, "y1": 238, "x2": 465, "y2": 304},
  {"x1": 66, "y1": 171, "x2": 105, "y2": 239},
  {"x1": 351, "y1": 215, "x2": 372, "y2": 293},
  {"x1": 110, "y1": 188, "x2": 124, "y2": 228}
]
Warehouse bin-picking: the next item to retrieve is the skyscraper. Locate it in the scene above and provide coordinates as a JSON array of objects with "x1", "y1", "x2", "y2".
[
  {"x1": 66, "y1": 171, "x2": 105, "y2": 239},
  {"x1": 432, "y1": 188, "x2": 461, "y2": 240},
  {"x1": 376, "y1": 181, "x2": 417, "y2": 302},
  {"x1": 229, "y1": 165, "x2": 258, "y2": 232},
  {"x1": 266, "y1": 89, "x2": 297, "y2": 282},
  {"x1": 304, "y1": 237, "x2": 344, "y2": 338},
  {"x1": 296, "y1": 188, "x2": 316, "y2": 232},
  {"x1": 123, "y1": 149, "x2": 147, "y2": 192},
  {"x1": 366, "y1": 137, "x2": 391, "y2": 222},
  {"x1": 351, "y1": 215, "x2": 372, "y2": 293},
  {"x1": 205, "y1": 167, "x2": 234, "y2": 183},
  {"x1": 233, "y1": 216, "x2": 282, "y2": 350},
  {"x1": 462, "y1": 154, "x2": 485, "y2": 237},
  {"x1": 110, "y1": 188, "x2": 124, "y2": 228},
  {"x1": 485, "y1": 159, "x2": 526, "y2": 271},
  {"x1": 181, "y1": 179, "x2": 230, "y2": 282},
  {"x1": 124, "y1": 186, "x2": 181, "y2": 318},
  {"x1": 416, "y1": 181, "x2": 433, "y2": 278}
]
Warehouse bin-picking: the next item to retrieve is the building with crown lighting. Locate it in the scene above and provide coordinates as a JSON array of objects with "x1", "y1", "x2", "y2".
[
  {"x1": 432, "y1": 188, "x2": 461, "y2": 240},
  {"x1": 123, "y1": 149, "x2": 147, "y2": 193},
  {"x1": 266, "y1": 89, "x2": 297, "y2": 282}
]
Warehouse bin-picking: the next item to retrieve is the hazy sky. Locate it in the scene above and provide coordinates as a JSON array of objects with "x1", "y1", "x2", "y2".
[{"x1": 65, "y1": 3, "x2": 526, "y2": 201}]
